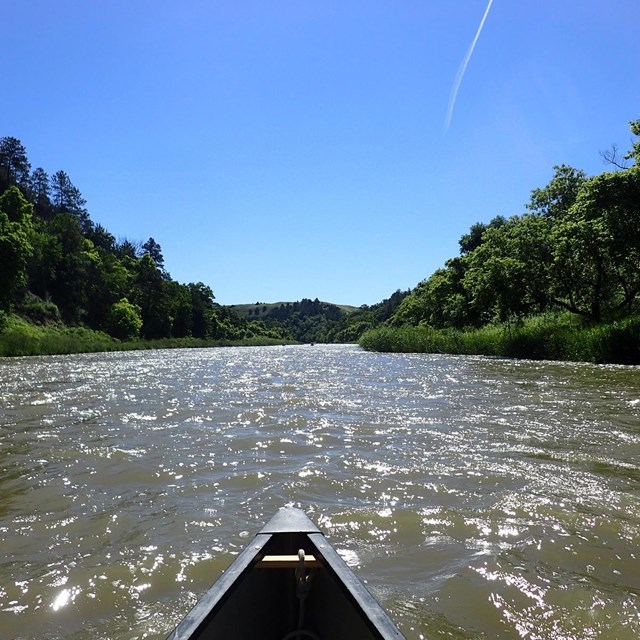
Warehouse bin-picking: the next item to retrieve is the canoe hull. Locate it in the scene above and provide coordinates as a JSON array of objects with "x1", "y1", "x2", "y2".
[{"x1": 166, "y1": 508, "x2": 405, "y2": 640}]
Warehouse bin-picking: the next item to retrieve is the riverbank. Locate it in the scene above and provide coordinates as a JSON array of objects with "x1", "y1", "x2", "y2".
[
  {"x1": 359, "y1": 314, "x2": 640, "y2": 364},
  {"x1": 0, "y1": 314, "x2": 296, "y2": 357}
]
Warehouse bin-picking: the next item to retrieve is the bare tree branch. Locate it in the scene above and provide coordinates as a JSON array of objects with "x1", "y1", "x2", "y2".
[{"x1": 600, "y1": 144, "x2": 629, "y2": 170}]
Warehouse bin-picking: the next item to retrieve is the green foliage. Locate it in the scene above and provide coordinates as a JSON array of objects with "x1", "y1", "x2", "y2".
[
  {"x1": 359, "y1": 324, "x2": 503, "y2": 356},
  {"x1": 462, "y1": 214, "x2": 553, "y2": 323},
  {"x1": 0, "y1": 184, "x2": 35, "y2": 225},
  {"x1": 0, "y1": 137, "x2": 31, "y2": 191},
  {"x1": 141, "y1": 237, "x2": 166, "y2": 274},
  {"x1": 390, "y1": 260, "x2": 474, "y2": 329},
  {"x1": 3, "y1": 121, "x2": 640, "y2": 362},
  {"x1": 18, "y1": 295, "x2": 61, "y2": 324},
  {"x1": 326, "y1": 312, "x2": 377, "y2": 343},
  {"x1": 458, "y1": 215, "x2": 506, "y2": 255},
  {"x1": 321, "y1": 290, "x2": 409, "y2": 343},
  {"x1": 572, "y1": 316, "x2": 640, "y2": 364},
  {"x1": 549, "y1": 166, "x2": 640, "y2": 321},
  {"x1": 0, "y1": 315, "x2": 115, "y2": 357},
  {"x1": 29, "y1": 167, "x2": 52, "y2": 219},
  {"x1": 0, "y1": 187, "x2": 34, "y2": 310},
  {"x1": 42, "y1": 213, "x2": 92, "y2": 322},
  {"x1": 0, "y1": 312, "x2": 296, "y2": 357},
  {"x1": 527, "y1": 164, "x2": 587, "y2": 219},
  {"x1": 383, "y1": 119, "x2": 640, "y2": 363},
  {"x1": 360, "y1": 325, "x2": 445, "y2": 353},
  {"x1": 232, "y1": 298, "x2": 388, "y2": 344},
  {"x1": 108, "y1": 298, "x2": 143, "y2": 340},
  {"x1": 0, "y1": 136, "x2": 288, "y2": 353},
  {"x1": 132, "y1": 253, "x2": 172, "y2": 338},
  {"x1": 625, "y1": 119, "x2": 640, "y2": 165},
  {"x1": 360, "y1": 313, "x2": 640, "y2": 364},
  {"x1": 234, "y1": 298, "x2": 347, "y2": 343},
  {"x1": 50, "y1": 169, "x2": 90, "y2": 231}
]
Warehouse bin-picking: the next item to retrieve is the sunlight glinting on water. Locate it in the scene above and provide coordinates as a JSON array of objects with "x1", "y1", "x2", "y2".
[{"x1": 1, "y1": 345, "x2": 640, "y2": 638}]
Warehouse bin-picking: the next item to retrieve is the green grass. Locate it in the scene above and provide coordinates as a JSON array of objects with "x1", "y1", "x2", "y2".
[
  {"x1": 359, "y1": 314, "x2": 640, "y2": 364},
  {"x1": 0, "y1": 316, "x2": 114, "y2": 357},
  {"x1": 0, "y1": 315, "x2": 297, "y2": 358}
]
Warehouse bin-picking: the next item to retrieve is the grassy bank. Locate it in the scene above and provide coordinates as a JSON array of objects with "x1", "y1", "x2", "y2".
[
  {"x1": 0, "y1": 315, "x2": 296, "y2": 358},
  {"x1": 359, "y1": 314, "x2": 640, "y2": 364}
]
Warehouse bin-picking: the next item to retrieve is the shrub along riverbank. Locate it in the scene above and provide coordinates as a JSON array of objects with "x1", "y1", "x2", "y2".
[
  {"x1": 359, "y1": 314, "x2": 640, "y2": 365},
  {"x1": 0, "y1": 314, "x2": 296, "y2": 358}
]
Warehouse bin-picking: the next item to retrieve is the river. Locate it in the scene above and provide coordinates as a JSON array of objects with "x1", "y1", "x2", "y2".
[{"x1": 1, "y1": 344, "x2": 639, "y2": 639}]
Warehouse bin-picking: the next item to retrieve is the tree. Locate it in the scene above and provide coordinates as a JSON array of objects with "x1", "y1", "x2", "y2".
[
  {"x1": 458, "y1": 216, "x2": 506, "y2": 255},
  {"x1": 29, "y1": 167, "x2": 53, "y2": 219},
  {"x1": 115, "y1": 238, "x2": 140, "y2": 260},
  {"x1": 391, "y1": 257, "x2": 475, "y2": 329},
  {"x1": 550, "y1": 167, "x2": 640, "y2": 321},
  {"x1": 28, "y1": 223, "x2": 62, "y2": 301},
  {"x1": 108, "y1": 298, "x2": 142, "y2": 340},
  {"x1": 82, "y1": 241, "x2": 130, "y2": 330},
  {"x1": 624, "y1": 119, "x2": 640, "y2": 166},
  {"x1": 50, "y1": 170, "x2": 91, "y2": 232},
  {"x1": 527, "y1": 164, "x2": 587, "y2": 220},
  {"x1": 462, "y1": 215, "x2": 555, "y2": 324},
  {"x1": 167, "y1": 282, "x2": 193, "y2": 338},
  {"x1": 0, "y1": 187, "x2": 34, "y2": 309},
  {"x1": 132, "y1": 254, "x2": 172, "y2": 338},
  {"x1": 141, "y1": 237, "x2": 167, "y2": 277},
  {"x1": 45, "y1": 213, "x2": 91, "y2": 322},
  {"x1": 190, "y1": 282, "x2": 217, "y2": 337},
  {"x1": 0, "y1": 184, "x2": 34, "y2": 225},
  {"x1": 0, "y1": 137, "x2": 31, "y2": 191},
  {"x1": 88, "y1": 224, "x2": 116, "y2": 253},
  {"x1": 464, "y1": 238, "x2": 531, "y2": 324},
  {"x1": 100, "y1": 252, "x2": 132, "y2": 302},
  {"x1": 0, "y1": 213, "x2": 32, "y2": 309}
]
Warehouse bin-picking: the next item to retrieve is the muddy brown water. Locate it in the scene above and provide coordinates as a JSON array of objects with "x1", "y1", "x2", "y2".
[{"x1": 1, "y1": 344, "x2": 639, "y2": 639}]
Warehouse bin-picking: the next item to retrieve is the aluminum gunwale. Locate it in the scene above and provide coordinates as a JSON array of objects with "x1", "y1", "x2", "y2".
[
  {"x1": 165, "y1": 508, "x2": 406, "y2": 640},
  {"x1": 165, "y1": 533, "x2": 272, "y2": 640}
]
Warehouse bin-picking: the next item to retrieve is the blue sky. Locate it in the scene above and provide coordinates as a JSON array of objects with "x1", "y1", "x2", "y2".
[{"x1": 3, "y1": 1, "x2": 639, "y2": 306}]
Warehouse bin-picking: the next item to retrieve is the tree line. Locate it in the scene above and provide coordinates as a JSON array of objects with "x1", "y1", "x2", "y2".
[
  {"x1": 231, "y1": 293, "x2": 409, "y2": 344},
  {"x1": 3, "y1": 118, "x2": 637, "y2": 355},
  {"x1": 0, "y1": 137, "x2": 290, "y2": 343},
  {"x1": 259, "y1": 118, "x2": 640, "y2": 350},
  {"x1": 385, "y1": 119, "x2": 640, "y2": 333}
]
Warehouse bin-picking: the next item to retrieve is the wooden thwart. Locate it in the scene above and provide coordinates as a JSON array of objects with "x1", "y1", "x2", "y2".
[{"x1": 257, "y1": 554, "x2": 321, "y2": 569}]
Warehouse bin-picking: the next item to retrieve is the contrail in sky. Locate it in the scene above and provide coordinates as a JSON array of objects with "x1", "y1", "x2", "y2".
[{"x1": 445, "y1": 0, "x2": 494, "y2": 131}]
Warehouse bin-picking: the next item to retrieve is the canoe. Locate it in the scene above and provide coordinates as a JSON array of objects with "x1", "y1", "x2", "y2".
[{"x1": 166, "y1": 507, "x2": 405, "y2": 639}]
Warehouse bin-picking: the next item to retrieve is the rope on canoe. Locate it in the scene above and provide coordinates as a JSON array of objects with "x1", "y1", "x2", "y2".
[{"x1": 280, "y1": 549, "x2": 320, "y2": 640}]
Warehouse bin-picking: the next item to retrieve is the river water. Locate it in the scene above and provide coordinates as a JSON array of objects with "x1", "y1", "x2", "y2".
[{"x1": 1, "y1": 344, "x2": 639, "y2": 639}]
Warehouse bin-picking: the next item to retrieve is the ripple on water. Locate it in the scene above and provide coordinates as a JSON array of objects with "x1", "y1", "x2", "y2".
[{"x1": 1, "y1": 346, "x2": 640, "y2": 639}]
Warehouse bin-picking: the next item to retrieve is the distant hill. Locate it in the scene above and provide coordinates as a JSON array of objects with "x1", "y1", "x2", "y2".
[
  {"x1": 227, "y1": 298, "x2": 360, "y2": 343},
  {"x1": 226, "y1": 293, "x2": 408, "y2": 344},
  {"x1": 229, "y1": 300, "x2": 359, "y2": 319}
]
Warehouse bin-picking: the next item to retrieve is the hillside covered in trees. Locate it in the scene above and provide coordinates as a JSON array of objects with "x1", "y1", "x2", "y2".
[
  {"x1": 0, "y1": 137, "x2": 292, "y2": 353},
  {"x1": 360, "y1": 119, "x2": 640, "y2": 363},
  {"x1": 231, "y1": 292, "x2": 408, "y2": 344}
]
